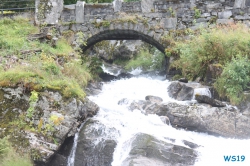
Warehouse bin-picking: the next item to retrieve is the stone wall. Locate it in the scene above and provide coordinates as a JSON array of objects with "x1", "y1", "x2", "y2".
[
  {"x1": 36, "y1": 0, "x2": 250, "y2": 53},
  {"x1": 37, "y1": 0, "x2": 250, "y2": 26}
]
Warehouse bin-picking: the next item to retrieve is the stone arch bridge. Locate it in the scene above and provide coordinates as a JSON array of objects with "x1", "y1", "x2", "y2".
[{"x1": 36, "y1": 0, "x2": 250, "y2": 54}]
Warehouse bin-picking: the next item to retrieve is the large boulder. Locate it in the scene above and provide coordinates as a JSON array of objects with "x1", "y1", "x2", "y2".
[
  {"x1": 145, "y1": 95, "x2": 163, "y2": 103},
  {"x1": 176, "y1": 85, "x2": 194, "y2": 101},
  {"x1": 164, "y1": 102, "x2": 250, "y2": 139},
  {"x1": 129, "y1": 96, "x2": 250, "y2": 139},
  {"x1": 167, "y1": 82, "x2": 194, "y2": 101},
  {"x1": 195, "y1": 94, "x2": 226, "y2": 107},
  {"x1": 74, "y1": 119, "x2": 117, "y2": 166},
  {"x1": 167, "y1": 82, "x2": 182, "y2": 99},
  {"x1": 121, "y1": 133, "x2": 198, "y2": 166},
  {"x1": 0, "y1": 87, "x2": 99, "y2": 164}
]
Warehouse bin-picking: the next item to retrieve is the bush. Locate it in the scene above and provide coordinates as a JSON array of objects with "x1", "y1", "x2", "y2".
[
  {"x1": 214, "y1": 56, "x2": 250, "y2": 104},
  {"x1": 125, "y1": 49, "x2": 165, "y2": 71},
  {"x1": 171, "y1": 24, "x2": 250, "y2": 80}
]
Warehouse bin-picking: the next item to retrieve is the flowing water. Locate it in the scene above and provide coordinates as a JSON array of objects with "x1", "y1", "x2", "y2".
[{"x1": 68, "y1": 72, "x2": 250, "y2": 166}]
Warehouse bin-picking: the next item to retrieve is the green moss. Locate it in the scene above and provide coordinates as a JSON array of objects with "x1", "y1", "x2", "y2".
[{"x1": 94, "y1": 20, "x2": 111, "y2": 28}]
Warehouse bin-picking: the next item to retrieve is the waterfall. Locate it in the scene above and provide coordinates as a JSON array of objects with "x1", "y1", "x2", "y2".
[
  {"x1": 67, "y1": 121, "x2": 87, "y2": 166},
  {"x1": 67, "y1": 69, "x2": 250, "y2": 166}
]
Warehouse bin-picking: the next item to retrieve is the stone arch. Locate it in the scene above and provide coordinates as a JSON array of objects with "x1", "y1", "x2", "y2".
[{"x1": 80, "y1": 29, "x2": 166, "y2": 54}]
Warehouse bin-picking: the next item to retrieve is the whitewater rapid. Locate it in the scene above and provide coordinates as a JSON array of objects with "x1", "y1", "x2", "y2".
[{"x1": 69, "y1": 75, "x2": 250, "y2": 166}]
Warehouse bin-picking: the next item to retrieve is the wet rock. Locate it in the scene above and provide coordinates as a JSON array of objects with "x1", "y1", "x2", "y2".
[
  {"x1": 118, "y1": 98, "x2": 130, "y2": 105},
  {"x1": 160, "y1": 116, "x2": 170, "y2": 125},
  {"x1": 145, "y1": 95, "x2": 163, "y2": 103},
  {"x1": 164, "y1": 102, "x2": 250, "y2": 139},
  {"x1": 168, "y1": 82, "x2": 194, "y2": 101},
  {"x1": 129, "y1": 99, "x2": 250, "y2": 139},
  {"x1": 121, "y1": 133, "x2": 198, "y2": 166},
  {"x1": 74, "y1": 119, "x2": 117, "y2": 166},
  {"x1": 182, "y1": 140, "x2": 200, "y2": 149},
  {"x1": 86, "y1": 81, "x2": 103, "y2": 96},
  {"x1": 167, "y1": 82, "x2": 183, "y2": 99},
  {"x1": 99, "y1": 72, "x2": 117, "y2": 81},
  {"x1": 195, "y1": 94, "x2": 226, "y2": 107},
  {"x1": 117, "y1": 72, "x2": 133, "y2": 79},
  {"x1": 178, "y1": 78, "x2": 188, "y2": 83},
  {"x1": 129, "y1": 100, "x2": 148, "y2": 111},
  {"x1": 176, "y1": 85, "x2": 194, "y2": 101}
]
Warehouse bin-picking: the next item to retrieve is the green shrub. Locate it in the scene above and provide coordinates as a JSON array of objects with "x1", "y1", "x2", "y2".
[
  {"x1": 26, "y1": 91, "x2": 39, "y2": 118},
  {"x1": 214, "y1": 56, "x2": 250, "y2": 104},
  {"x1": 172, "y1": 24, "x2": 250, "y2": 80},
  {"x1": 125, "y1": 49, "x2": 164, "y2": 71}
]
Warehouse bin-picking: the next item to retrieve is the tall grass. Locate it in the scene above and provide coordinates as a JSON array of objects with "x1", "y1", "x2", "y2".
[{"x1": 0, "y1": 137, "x2": 33, "y2": 166}]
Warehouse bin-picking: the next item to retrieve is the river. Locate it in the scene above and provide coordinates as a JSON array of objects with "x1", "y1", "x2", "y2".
[{"x1": 68, "y1": 70, "x2": 250, "y2": 166}]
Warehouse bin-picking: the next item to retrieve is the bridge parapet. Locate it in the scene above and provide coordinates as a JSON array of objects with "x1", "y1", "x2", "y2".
[{"x1": 35, "y1": 0, "x2": 250, "y2": 53}]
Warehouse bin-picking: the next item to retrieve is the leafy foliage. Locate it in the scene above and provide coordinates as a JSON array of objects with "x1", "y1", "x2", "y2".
[
  {"x1": 214, "y1": 56, "x2": 250, "y2": 104},
  {"x1": 26, "y1": 91, "x2": 39, "y2": 118},
  {"x1": 171, "y1": 24, "x2": 250, "y2": 80},
  {"x1": 125, "y1": 48, "x2": 165, "y2": 71}
]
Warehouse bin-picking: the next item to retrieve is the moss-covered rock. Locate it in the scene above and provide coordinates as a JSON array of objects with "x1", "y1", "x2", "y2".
[{"x1": 0, "y1": 87, "x2": 99, "y2": 164}]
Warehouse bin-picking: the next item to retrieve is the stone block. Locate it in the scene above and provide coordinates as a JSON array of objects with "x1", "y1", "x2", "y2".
[
  {"x1": 218, "y1": 10, "x2": 233, "y2": 19},
  {"x1": 141, "y1": 0, "x2": 154, "y2": 13},
  {"x1": 147, "y1": 31, "x2": 155, "y2": 37},
  {"x1": 76, "y1": 1, "x2": 85, "y2": 23},
  {"x1": 216, "y1": 18, "x2": 234, "y2": 24},
  {"x1": 133, "y1": 24, "x2": 139, "y2": 31},
  {"x1": 211, "y1": 12, "x2": 218, "y2": 16},
  {"x1": 235, "y1": 15, "x2": 250, "y2": 20},
  {"x1": 201, "y1": 13, "x2": 211, "y2": 18},
  {"x1": 190, "y1": 22, "x2": 208, "y2": 30},
  {"x1": 234, "y1": 0, "x2": 246, "y2": 8},
  {"x1": 59, "y1": 25, "x2": 70, "y2": 32},
  {"x1": 160, "y1": 18, "x2": 177, "y2": 30},
  {"x1": 153, "y1": 33, "x2": 161, "y2": 41},
  {"x1": 137, "y1": 23, "x2": 145, "y2": 33},
  {"x1": 113, "y1": 0, "x2": 122, "y2": 12},
  {"x1": 114, "y1": 23, "x2": 122, "y2": 30},
  {"x1": 206, "y1": 3, "x2": 222, "y2": 11},
  {"x1": 64, "y1": 4, "x2": 75, "y2": 10}
]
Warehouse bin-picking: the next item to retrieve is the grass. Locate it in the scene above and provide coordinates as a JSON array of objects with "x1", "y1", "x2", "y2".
[
  {"x1": 0, "y1": 137, "x2": 33, "y2": 166},
  {"x1": 0, "y1": 17, "x2": 92, "y2": 100}
]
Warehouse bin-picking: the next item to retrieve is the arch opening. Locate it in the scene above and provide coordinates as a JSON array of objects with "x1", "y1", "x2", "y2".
[{"x1": 80, "y1": 30, "x2": 165, "y2": 54}]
